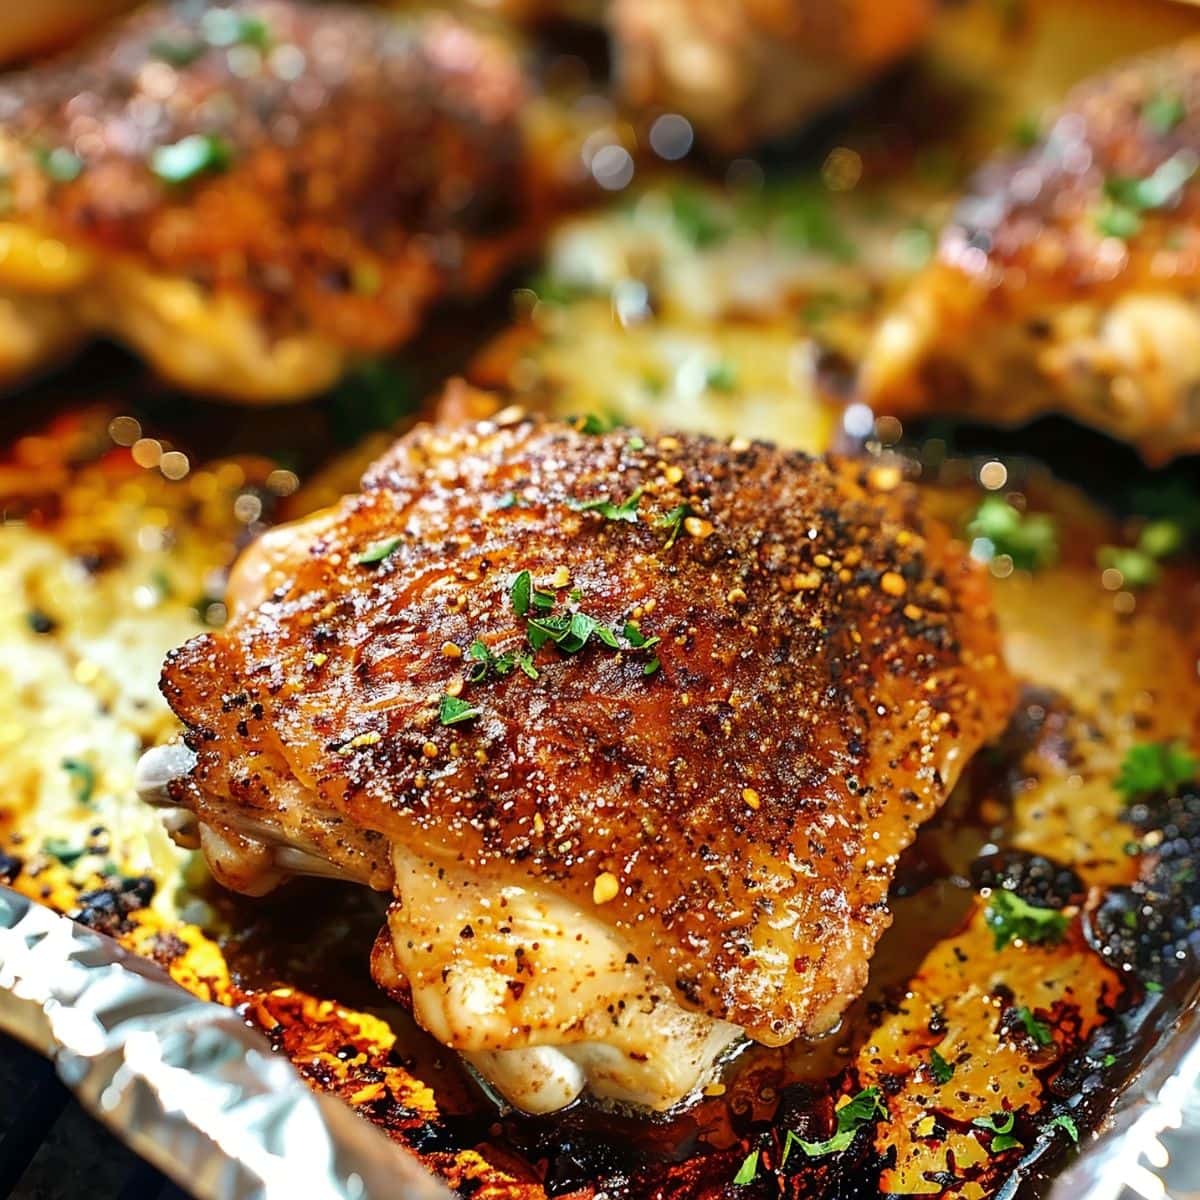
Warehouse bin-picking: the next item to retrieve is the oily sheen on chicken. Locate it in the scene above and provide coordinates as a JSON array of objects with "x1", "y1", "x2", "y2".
[{"x1": 139, "y1": 416, "x2": 1014, "y2": 1113}]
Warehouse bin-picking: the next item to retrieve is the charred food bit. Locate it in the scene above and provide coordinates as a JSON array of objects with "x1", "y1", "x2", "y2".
[{"x1": 141, "y1": 415, "x2": 1014, "y2": 1113}]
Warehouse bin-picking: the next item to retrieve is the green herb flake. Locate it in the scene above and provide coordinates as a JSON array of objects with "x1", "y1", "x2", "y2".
[
  {"x1": 1098, "y1": 151, "x2": 1199, "y2": 238},
  {"x1": 201, "y1": 9, "x2": 271, "y2": 49},
  {"x1": 643, "y1": 656, "x2": 661, "y2": 676},
  {"x1": 1044, "y1": 1114, "x2": 1079, "y2": 1143},
  {"x1": 1102, "y1": 1053, "x2": 1117, "y2": 1068},
  {"x1": 1014, "y1": 1005, "x2": 1053, "y2": 1048},
  {"x1": 439, "y1": 695, "x2": 480, "y2": 726},
  {"x1": 466, "y1": 640, "x2": 520, "y2": 684},
  {"x1": 1143, "y1": 92, "x2": 1186, "y2": 137},
  {"x1": 36, "y1": 147, "x2": 84, "y2": 184},
  {"x1": 1115, "y1": 740, "x2": 1198, "y2": 800},
  {"x1": 149, "y1": 37, "x2": 207, "y2": 66},
  {"x1": 1145, "y1": 979, "x2": 1164, "y2": 993},
  {"x1": 732, "y1": 1150, "x2": 759, "y2": 1186},
  {"x1": 576, "y1": 412, "x2": 623, "y2": 435},
  {"x1": 510, "y1": 571, "x2": 533, "y2": 616},
  {"x1": 705, "y1": 361, "x2": 738, "y2": 393},
  {"x1": 655, "y1": 504, "x2": 691, "y2": 550},
  {"x1": 985, "y1": 888, "x2": 1068, "y2": 951},
  {"x1": 627, "y1": 435, "x2": 646, "y2": 451},
  {"x1": 1013, "y1": 114, "x2": 1042, "y2": 148},
  {"x1": 972, "y1": 1111, "x2": 1022, "y2": 1154},
  {"x1": 929, "y1": 1048, "x2": 954, "y2": 1085},
  {"x1": 61, "y1": 758, "x2": 97, "y2": 807},
  {"x1": 42, "y1": 837, "x2": 87, "y2": 866},
  {"x1": 151, "y1": 134, "x2": 233, "y2": 185},
  {"x1": 669, "y1": 186, "x2": 730, "y2": 249},
  {"x1": 566, "y1": 486, "x2": 644, "y2": 524},
  {"x1": 966, "y1": 496, "x2": 1058, "y2": 570},
  {"x1": 1096, "y1": 544, "x2": 1159, "y2": 587},
  {"x1": 516, "y1": 652, "x2": 539, "y2": 680},
  {"x1": 354, "y1": 536, "x2": 401, "y2": 566},
  {"x1": 1096, "y1": 202, "x2": 1143, "y2": 239},
  {"x1": 781, "y1": 1087, "x2": 886, "y2": 1162}
]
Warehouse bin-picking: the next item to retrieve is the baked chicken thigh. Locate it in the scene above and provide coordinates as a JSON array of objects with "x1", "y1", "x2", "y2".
[
  {"x1": 0, "y1": 1, "x2": 527, "y2": 401},
  {"x1": 139, "y1": 414, "x2": 1013, "y2": 1113},
  {"x1": 611, "y1": 0, "x2": 934, "y2": 151},
  {"x1": 863, "y1": 40, "x2": 1200, "y2": 462}
]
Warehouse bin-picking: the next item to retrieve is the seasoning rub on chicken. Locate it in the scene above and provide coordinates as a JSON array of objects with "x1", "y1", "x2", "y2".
[
  {"x1": 863, "y1": 40, "x2": 1200, "y2": 462},
  {"x1": 138, "y1": 414, "x2": 1014, "y2": 1114},
  {"x1": 0, "y1": 1, "x2": 527, "y2": 401}
]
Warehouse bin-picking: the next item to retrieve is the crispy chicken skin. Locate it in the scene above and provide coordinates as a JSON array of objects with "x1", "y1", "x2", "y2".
[
  {"x1": 863, "y1": 40, "x2": 1200, "y2": 462},
  {"x1": 0, "y1": 1, "x2": 527, "y2": 400},
  {"x1": 611, "y1": 0, "x2": 934, "y2": 151},
  {"x1": 148, "y1": 415, "x2": 1013, "y2": 1110}
]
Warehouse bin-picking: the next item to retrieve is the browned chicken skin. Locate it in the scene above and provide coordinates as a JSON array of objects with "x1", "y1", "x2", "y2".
[
  {"x1": 0, "y1": 1, "x2": 529, "y2": 400},
  {"x1": 863, "y1": 39, "x2": 1200, "y2": 461},
  {"x1": 611, "y1": 0, "x2": 933, "y2": 151},
  {"x1": 145, "y1": 414, "x2": 1013, "y2": 1111}
]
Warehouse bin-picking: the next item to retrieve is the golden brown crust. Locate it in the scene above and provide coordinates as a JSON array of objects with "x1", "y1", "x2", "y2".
[
  {"x1": 161, "y1": 417, "x2": 1014, "y2": 1041},
  {"x1": 0, "y1": 0, "x2": 527, "y2": 348},
  {"x1": 864, "y1": 39, "x2": 1200, "y2": 459}
]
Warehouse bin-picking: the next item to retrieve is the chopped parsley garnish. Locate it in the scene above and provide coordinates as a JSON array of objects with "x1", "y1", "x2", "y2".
[
  {"x1": 1096, "y1": 203, "x2": 1143, "y2": 239},
  {"x1": 574, "y1": 412, "x2": 623, "y2": 435},
  {"x1": 732, "y1": 1149, "x2": 759, "y2": 1185},
  {"x1": 527, "y1": 610, "x2": 617, "y2": 653},
  {"x1": 762, "y1": 179, "x2": 857, "y2": 263},
  {"x1": 42, "y1": 837, "x2": 86, "y2": 866},
  {"x1": 705, "y1": 361, "x2": 738, "y2": 393},
  {"x1": 1096, "y1": 545, "x2": 1159, "y2": 587},
  {"x1": 1102, "y1": 1053, "x2": 1117, "y2": 1068},
  {"x1": 1114, "y1": 740, "x2": 1198, "y2": 800},
  {"x1": 655, "y1": 504, "x2": 691, "y2": 550},
  {"x1": 1098, "y1": 150, "x2": 1198, "y2": 238},
  {"x1": 466, "y1": 639, "x2": 538, "y2": 682},
  {"x1": 439, "y1": 695, "x2": 480, "y2": 726},
  {"x1": 1014, "y1": 1005, "x2": 1053, "y2": 1047},
  {"x1": 929, "y1": 1048, "x2": 954, "y2": 1085},
  {"x1": 1143, "y1": 92, "x2": 1186, "y2": 136},
  {"x1": 567, "y1": 486, "x2": 643, "y2": 523},
  {"x1": 622, "y1": 621, "x2": 660, "y2": 651},
  {"x1": 985, "y1": 888, "x2": 1067, "y2": 951},
  {"x1": 61, "y1": 758, "x2": 96, "y2": 807},
  {"x1": 36, "y1": 147, "x2": 84, "y2": 184},
  {"x1": 509, "y1": 570, "x2": 555, "y2": 617},
  {"x1": 967, "y1": 495, "x2": 1058, "y2": 570},
  {"x1": 1044, "y1": 1114, "x2": 1079, "y2": 1143},
  {"x1": 669, "y1": 186, "x2": 730, "y2": 249},
  {"x1": 151, "y1": 134, "x2": 233, "y2": 184},
  {"x1": 1012, "y1": 114, "x2": 1042, "y2": 148},
  {"x1": 1138, "y1": 518, "x2": 1185, "y2": 559},
  {"x1": 1097, "y1": 515, "x2": 1186, "y2": 587},
  {"x1": 972, "y1": 1112, "x2": 1022, "y2": 1154},
  {"x1": 354, "y1": 536, "x2": 401, "y2": 565},
  {"x1": 201, "y1": 9, "x2": 271, "y2": 49},
  {"x1": 781, "y1": 1087, "x2": 886, "y2": 1162},
  {"x1": 149, "y1": 37, "x2": 207, "y2": 66}
]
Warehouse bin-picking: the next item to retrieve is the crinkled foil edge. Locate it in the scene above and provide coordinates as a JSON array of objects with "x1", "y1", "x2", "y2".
[
  {"x1": 0, "y1": 887, "x2": 450, "y2": 1200},
  {"x1": 3, "y1": 885, "x2": 1199, "y2": 1200},
  {"x1": 1048, "y1": 984, "x2": 1200, "y2": 1200}
]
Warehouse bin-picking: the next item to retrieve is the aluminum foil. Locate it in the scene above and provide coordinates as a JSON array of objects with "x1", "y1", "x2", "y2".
[
  {"x1": 1051, "y1": 991, "x2": 1200, "y2": 1200},
  {"x1": 2, "y1": 882, "x2": 1200, "y2": 1200},
  {"x1": 0, "y1": 886, "x2": 449, "y2": 1200}
]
